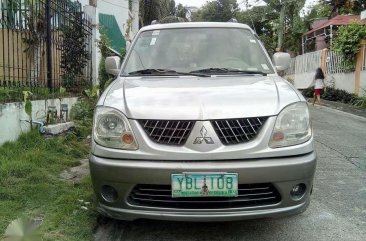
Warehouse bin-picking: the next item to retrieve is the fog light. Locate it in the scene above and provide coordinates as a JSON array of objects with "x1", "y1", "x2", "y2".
[
  {"x1": 290, "y1": 183, "x2": 306, "y2": 200},
  {"x1": 101, "y1": 185, "x2": 118, "y2": 203}
]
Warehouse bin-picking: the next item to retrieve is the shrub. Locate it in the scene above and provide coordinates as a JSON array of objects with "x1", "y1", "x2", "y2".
[
  {"x1": 302, "y1": 87, "x2": 358, "y2": 104},
  {"x1": 322, "y1": 88, "x2": 357, "y2": 104},
  {"x1": 70, "y1": 97, "x2": 96, "y2": 138},
  {"x1": 332, "y1": 22, "x2": 366, "y2": 71}
]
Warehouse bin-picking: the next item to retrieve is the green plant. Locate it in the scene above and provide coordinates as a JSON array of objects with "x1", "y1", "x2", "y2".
[
  {"x1": 83, "y1": 85, "x2": 99, "y2": 99},
  {"x1": 352, "y1": 89, "x2": 366, "y2": 108},
  {"x1": 302, "y1": 87, "x2": 358, "y2": 104},
  {"x1": 97, "y1": 29, "x2": 114, "y2": 92},
  {"x1": 302, "y1": 87, "x2": 314, "y2": 98},
  {"x1": 0, "y1": 130, "x2": 95, "y2": 241},
  {"x1": 70, "y1": 96, "x2": 97, "y2": 138},
  {"x1": 61, "y1": 17, "x2": 90, "y2": 87},
  {"x1": 23, "y1": 91, "x2": 33, "y2": 119},
  {"x1": 322, "y1": 87, "x2": 358, "y2": 103},
  {"x1": 332, "y1": 22, "x2": 366, "y2": 71}
]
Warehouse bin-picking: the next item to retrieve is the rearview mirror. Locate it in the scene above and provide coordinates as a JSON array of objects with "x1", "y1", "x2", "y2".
[
  {"x1": 105, "y1": 56, "x2": 121, "y2": 76},
  {"x1": 272, "y1": 52, "x2": 291, "y2": 71}
]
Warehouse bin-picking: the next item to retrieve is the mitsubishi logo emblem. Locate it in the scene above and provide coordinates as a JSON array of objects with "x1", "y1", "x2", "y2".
[{"x1": 193, "y1": 126, "x2": 214, "y2": 144}]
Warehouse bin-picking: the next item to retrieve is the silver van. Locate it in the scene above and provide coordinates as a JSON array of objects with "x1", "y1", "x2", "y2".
[{"x1": 90, "y1": 22, "x2": 316, "y2": 221}]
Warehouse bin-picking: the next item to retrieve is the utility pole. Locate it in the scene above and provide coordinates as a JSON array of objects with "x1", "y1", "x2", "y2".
[
  {"x1": 46, "y1": 0, "x2": 52, "y2": 91},
  {"x1": 277, "y1": 1, "x2": 285, "y2": 51}
]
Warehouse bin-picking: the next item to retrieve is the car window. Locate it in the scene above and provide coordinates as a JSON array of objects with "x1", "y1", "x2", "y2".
[{"x1": 123, "y1": 27, "x2": 274, "y2": 74}]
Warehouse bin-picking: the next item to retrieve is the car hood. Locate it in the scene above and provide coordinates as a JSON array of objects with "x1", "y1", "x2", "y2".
[{"x1": 102, "y1": 75, "x2": 301, "y2": 120}]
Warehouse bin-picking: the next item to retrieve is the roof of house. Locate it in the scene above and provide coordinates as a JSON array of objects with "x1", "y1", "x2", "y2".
[
  {"x1": 304, "y1": 15, "x2": 366, "y2": 36},
  {"x1": 99, "y1": 13, "x2": 126, "y2": 52}
]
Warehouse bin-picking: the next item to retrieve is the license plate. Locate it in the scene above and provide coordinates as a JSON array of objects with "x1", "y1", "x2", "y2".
[{"x1": 171, "y1": 173, "x2": 238, "y2": 198}]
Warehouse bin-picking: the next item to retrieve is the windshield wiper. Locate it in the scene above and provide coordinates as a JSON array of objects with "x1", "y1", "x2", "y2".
[
  {"x1": 190, "y1": 68, "x2": 267, "y2": 76},
  {"x1": 126, "y1": 69, "x2": 210, "y2": 77}
]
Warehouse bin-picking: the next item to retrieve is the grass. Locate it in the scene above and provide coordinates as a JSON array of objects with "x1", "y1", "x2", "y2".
[
  {"x1": 0, "y1": 87, "x2": 81, "y2": 103},
  {"x1": 0, "y1": 130, "x2": 97, "y2": 241}
]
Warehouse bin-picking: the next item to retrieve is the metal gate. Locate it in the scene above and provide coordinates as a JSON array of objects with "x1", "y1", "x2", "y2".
[{"x1": 0, "y1": 0, "x2": 93, "y2": 98}]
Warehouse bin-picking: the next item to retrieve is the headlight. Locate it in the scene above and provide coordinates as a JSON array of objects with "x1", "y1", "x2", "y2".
[
  {"x1": 269, "y1": 102, "x2": 311, "y2": 148},
  {"x1": 93, "y1": 106, "x2": 138, "y2": 150}
]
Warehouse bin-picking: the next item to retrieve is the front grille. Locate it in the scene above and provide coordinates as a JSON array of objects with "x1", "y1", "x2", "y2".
[
  {"x1": 139, "y1": 120, "x2": 195, "y2": 146},
  {"x1": 128, "y1": 183, "x2": 281, "y2": 209},
  {"x1": 211, "y1": 117, "x2": 268, "y2": 145}
]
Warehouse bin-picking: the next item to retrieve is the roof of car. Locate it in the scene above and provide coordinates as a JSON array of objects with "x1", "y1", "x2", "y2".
[{"x1": 140, "y1": 22, "x2": 253, "y2": 32}]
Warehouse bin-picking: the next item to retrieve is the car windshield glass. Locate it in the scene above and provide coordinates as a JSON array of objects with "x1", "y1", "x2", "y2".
[{"x1": 122, "y1": 27, "x2": 275, "y2": 75}]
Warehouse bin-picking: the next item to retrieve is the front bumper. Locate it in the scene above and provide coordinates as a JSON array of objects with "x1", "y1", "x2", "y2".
[{"x1": 89, "y1": 151, "x2": 316, "y2": 221}]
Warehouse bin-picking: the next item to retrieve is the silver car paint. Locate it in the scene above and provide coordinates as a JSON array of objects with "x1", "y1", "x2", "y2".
[
  {"x1": 90, "y1": 152, "x2": 316, "y2": 221},
  {"x1": 103, "y1": 75, "x2": 300, "y2": 120},
  {"x1": 91, "y1": 22, "x2": 316, "y2": 221}
]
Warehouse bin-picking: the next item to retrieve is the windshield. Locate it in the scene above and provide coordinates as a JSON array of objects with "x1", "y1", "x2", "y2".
[{"x1": 122, "y1": 27, "x2": 275, "y2": 75}]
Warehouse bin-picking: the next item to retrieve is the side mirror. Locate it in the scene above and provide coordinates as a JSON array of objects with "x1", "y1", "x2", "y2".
[
  {"x1": 105, "y1": 56, "x2": 121, "y2": 76},
  {"x1": 272, "y1": 52, "x2": 291, "y2": 71}
]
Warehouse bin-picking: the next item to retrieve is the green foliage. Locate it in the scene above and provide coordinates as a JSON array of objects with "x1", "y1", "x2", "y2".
[
  {"x1": 139, "y1": 0, "x2": 188, "y2": 26},
  {"x1": 23, "y1": 91, "x2": 33, "y2": 118},
  {"x1": 70, "y1": 97, "x2": 96, "y2": 138},
  {"x1": 352, "y1": 89, "x2": 366, "y2": 108},
  {"x1": 332, "y1": 22, "x2": 366, "y2": 70},
  {"x1": 97, "y1": 29, "x2": 115, "y2": 92},
  {"x1": 61, "y1": 18, "x2": 90, "y2": 87},
  {"x1": 322, "y1": 0, "x2": 366, "y2": 17},
  {"x1": 83, "y1": 85, "x2": 99, "y2": 99},
  {"x1": 159, "y1": 16, "x2": 187, "y2": 23},
  {"x1": 193, "y1": 0, "x2": 239, "y2": 22},
  {"x1": 302, "y1": 87, "x2": 358, "y2": 104},
  {"x1": 0, "y1": 130, "x2": 95, "y2": 241},
  {"x1": 59, "y1": 86, "x2": 66, "y2": 97}
]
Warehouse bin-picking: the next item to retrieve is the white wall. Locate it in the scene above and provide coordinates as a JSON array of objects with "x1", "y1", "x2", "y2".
[
  {"x1": 331, "y1": 73, "x2": 355, "y2": 94},
  {"x1": 294, "y1": 72, "x2": 356, "y2": 94},
  {"x1": 97, "y1": 0, "x2": 130, "y2": 38},
  {"x1": 0, "y1": 98, "x2": 78, "y2": 146},
  {"x1": 294, "y1": 72, "x2": 315, "y2": 89},
  {"x1": 78, "y1": 0, "x2": 129, "y2": 38}
]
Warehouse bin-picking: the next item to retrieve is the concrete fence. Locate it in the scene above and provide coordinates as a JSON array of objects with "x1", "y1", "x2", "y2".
[
  {"x1": 286, "y1": 41, "x2": 366, "y2": 96},
  {"x1": 0, "y1": 97, "x2": 78, "y2": 146}
]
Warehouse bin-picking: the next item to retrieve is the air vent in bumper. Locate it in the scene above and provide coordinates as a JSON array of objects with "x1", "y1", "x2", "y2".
[{"x1": 128, "y1": 183, "x2": 281, "y2": 209}]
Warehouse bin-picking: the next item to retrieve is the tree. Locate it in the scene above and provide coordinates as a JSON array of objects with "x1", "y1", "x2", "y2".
[
  {"x1": 235, "y1": 0, "x2": 306, "y2": 54},
  {"x1": 139, "y1": 0, "x2": 171, "y2": 27},
  {"x1": 322, "y1": 0, "x2": 365, "y2": 17},
  {"x1": 332, "y1": 22, "x2": 366, "y2": 70},
  {"x1": 139, "y1": 0, "x2": 188, "y2": 26},
  {"x1": 193, "y1": 0, "x2": 239, "y2": 22}
]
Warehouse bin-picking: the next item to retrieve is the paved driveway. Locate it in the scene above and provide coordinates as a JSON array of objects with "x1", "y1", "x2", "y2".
[{"x1": 95, "y1": 106, "x2": 366, "y2": 241}]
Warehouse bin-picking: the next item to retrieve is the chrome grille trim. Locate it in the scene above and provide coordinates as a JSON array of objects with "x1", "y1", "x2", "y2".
[
  {"x1": 139, "y1": 120, "x2": 195, "y2": 146},
  {"x1": 128, "y1": 183, "x2": 281, "y2": 209},
  {"x1": 211, "y1": 117, "x2": 268, "y2": 145}
]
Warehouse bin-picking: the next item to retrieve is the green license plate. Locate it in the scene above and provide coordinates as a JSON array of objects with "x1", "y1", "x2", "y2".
[{"x1": 171, "y1": 173, "x2": 238, "y2": 198}]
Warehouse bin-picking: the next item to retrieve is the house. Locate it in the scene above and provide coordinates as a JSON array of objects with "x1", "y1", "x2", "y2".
[
  {"x1": 79, "y1": 0, "x2": 139, "y2": 52},
  {"x1": 302, "y1": 15, "x2": 366, "y2": 54},
  {"x1": 78, "y1": 0, "x2": 139, "y2": 84}
]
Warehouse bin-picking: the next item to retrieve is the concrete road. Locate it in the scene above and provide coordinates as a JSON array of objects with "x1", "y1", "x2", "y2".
[{"x1": 95, "y1": 106, "x2": 366, "y2": 241}]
